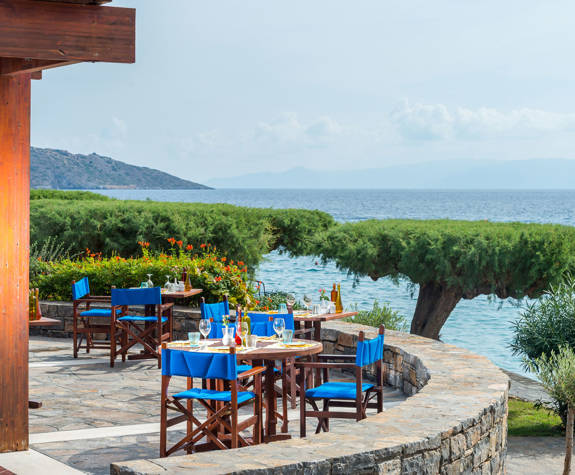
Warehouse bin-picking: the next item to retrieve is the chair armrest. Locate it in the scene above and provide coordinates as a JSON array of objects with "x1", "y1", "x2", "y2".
[
  {"x1": 317, "y1": 354, "x2": 356, "y2": 361},
  {"x1": 88, "y1": 295, "x2": 112, "y2": 300},
  {"x1": 160, "y1": 303, "x2": 174, "y2": 310},
  {"x1": 237, "y1": 366, "x2": 266, "y2": 379},
  {"x1": 75, "y1": 297, "x2": 111, "y2": 303},
  {"x1": 294, "y1": 361, "x2": 356, "y2": 370}
]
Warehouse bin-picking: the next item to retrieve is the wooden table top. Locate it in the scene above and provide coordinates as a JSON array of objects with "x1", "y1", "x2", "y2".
[
  {"x1": 161, "y1": 288, "x2": 203, "y2": 299},
  {"x1": 293, "y1": 311, "x2": 357, "y2": 322},
  {"x1": 167, "y1": 338, "x2": 323, "y2": 361},
  {"x1": 29, "y1": 317, "x2": 60, "y2": 327}
]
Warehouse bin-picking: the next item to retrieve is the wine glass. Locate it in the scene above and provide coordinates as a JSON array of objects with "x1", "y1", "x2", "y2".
[
  {"x1": 199, "y1": 319, "x2": 211, "y2": 344},
  {"x1": 146, "y1": 274, "x2": 154, "y2": 288},
  {"x1": 273, "y1": 318, "x2": 285, "y2": 339},
  {"x1": 164, "y1": 275, "x2": 171, "y2": 291},
  {"x1": 239, "y1": 322, "x2": 249, "y2": 348},
  {"x1": 303, "y1": 294, "x2": 312, "y2": 311},
  {"x1": 286, "y1": 293, "x2": 296, "y2": 309}
]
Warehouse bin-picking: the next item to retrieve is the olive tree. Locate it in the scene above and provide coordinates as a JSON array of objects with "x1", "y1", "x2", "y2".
[
  {"x1": 528, "y1": 346, "x2": 575, "y2": 475},
  {"x1": 316, "y1": 219, "x2": 575, "y2": 339}
]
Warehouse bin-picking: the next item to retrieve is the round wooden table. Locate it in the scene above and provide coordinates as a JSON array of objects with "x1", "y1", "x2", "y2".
[{"x1": 187, "y1": 338, "x2": 323, "y2": 441}]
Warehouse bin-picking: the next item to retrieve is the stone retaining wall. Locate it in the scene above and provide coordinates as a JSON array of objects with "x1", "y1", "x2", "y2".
[
  {"x1": 35, "y1": 301, "x2": 201, "y2": 339},
  {"x1": 110, "y1": 319, "x2": 509, "y2": 475}
]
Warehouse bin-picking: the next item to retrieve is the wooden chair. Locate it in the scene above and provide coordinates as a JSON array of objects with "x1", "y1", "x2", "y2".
[
  {"x1": 110, "y1": 287, "x2": 173, "y2": 368},
  {"x1": 71, "y1": 277, "x2": 119, "y2": 358},
  {"x1": 160, "y1": 345, "x2": 263, "y2": 456},
  {"x1": 297, "y1": 325, "x2": 385, "y2": 437}
]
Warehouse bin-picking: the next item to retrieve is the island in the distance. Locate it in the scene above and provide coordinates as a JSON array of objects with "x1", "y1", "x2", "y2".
[{"x1": 31, "y1": 147, "x2": 211, "y2": 190}]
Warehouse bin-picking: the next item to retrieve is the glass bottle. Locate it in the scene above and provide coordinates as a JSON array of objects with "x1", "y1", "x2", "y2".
[
  {"x1": 184, "y1": 272, "x2": 192, "y2": 292},
  {"x1": 330, "y1": 283, "x2": 337, "y2": 302},
  {"x1": 335, "y1": 283, "x2": 343, "y2": 313},
  {"x1": 235, "y1": 307, "x2": 243, "y2": 345},
  {"x1": 35, "y1": 288, "x2": 42, "y2": 319}
]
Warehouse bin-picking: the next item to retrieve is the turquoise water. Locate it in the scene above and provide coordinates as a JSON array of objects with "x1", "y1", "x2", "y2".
[{"x1": 96, "y1": 189, "x2": 575, "y2": 376}]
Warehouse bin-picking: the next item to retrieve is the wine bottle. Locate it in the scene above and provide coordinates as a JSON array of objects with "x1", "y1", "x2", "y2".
[
  {"x1": 330, "y1": 283, "x2": 337, "y2": 302},
  {"x1": 35, "y1": 288, "x2": 42, "y2": 319},
  {"x1": 235, "y1": 306, "x2": 242, "y2": 345},
  {"x1": 184, "y1": 272, "x2": 192, "y2": 292},
  {"x1": 335, "y1": 283, "x2": 343, "y2": 313},
  {"x1": 243, "y1": 307, "x2": 251, "y2": 335},
  {"x1": 181, "y1": 267, "x2": 187, "y2": 285}
]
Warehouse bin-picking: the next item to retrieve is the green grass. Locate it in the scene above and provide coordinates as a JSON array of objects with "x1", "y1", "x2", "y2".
[{"x1": 508, "y1": 398, "x2": 563, "y2": 437}]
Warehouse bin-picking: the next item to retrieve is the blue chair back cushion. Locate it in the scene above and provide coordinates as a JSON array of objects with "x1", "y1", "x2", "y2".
[
  {"x1": 72, "y1": 277, "x2": 90, "y2": 301},
  {"x1": 355, "y1": 333, "x2": 384, "y2": 367},
  {"x1": 200, "y1": 300, "x2": 229, "y2": 323},
  {"x1": 111, "y1": 287, "x2": 162, "y2": 306},
  {"x1": 248, "y1": 312, "x2": 294, "y2": 335},
  {"x1": 162, "y1": 348, "x2": 237, "y2": 380}
]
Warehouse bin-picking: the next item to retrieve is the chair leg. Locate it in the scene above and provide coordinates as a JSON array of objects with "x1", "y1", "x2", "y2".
[
  {"x1": 299, "y1": 371, "x2": 306, "y2": 438},
  {"x1": 281, "y1": 363, "x2": 288, "y2": 433},
  {"x1": 290, "y1": 358, "x2": 297, "y2": 409},
  {"x1": 110, "y1": 322, "x2": 116, "y2": 368},
  {"x1": 73, "y1": 315, "x2": 78, "y2": 358}
]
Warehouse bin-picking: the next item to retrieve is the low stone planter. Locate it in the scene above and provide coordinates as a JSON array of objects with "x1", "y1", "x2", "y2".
[
  {"x1": 34, "y1": 301, "x2": 202, "y2": 339},
  {"x1": 109, "y1": 320, "x2": 509, "y2": 475}
]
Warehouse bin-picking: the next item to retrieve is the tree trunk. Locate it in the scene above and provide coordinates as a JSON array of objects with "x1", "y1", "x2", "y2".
[
  {"x1": 410, "y1": 282, "x2": 463, "y2": 340},
  {"x1": 564, "y1": 405, "x2": 574, "y2": 475}
]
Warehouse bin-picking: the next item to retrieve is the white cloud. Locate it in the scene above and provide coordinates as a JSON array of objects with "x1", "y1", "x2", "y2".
[
  {"x1": 255, "y1": 113, "x2": 343, "y2": 146},
  {"x1": 390, "y1": 99, "x2": 575, "y2": 141}
]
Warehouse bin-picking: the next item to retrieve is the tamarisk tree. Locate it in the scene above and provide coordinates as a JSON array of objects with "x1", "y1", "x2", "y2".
[{"x1": 316, "y1": 219, "x2": 575, "y2": 339}]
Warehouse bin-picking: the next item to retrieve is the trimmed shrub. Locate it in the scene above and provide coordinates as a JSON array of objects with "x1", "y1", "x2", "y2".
[{"x1": 33, "y1": 242, "x2": 254, "y2": 306}]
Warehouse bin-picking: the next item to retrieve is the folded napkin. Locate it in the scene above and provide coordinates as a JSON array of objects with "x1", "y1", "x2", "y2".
[{"x1": 165, "y1": 340, "x2": 192, "y2": 348}]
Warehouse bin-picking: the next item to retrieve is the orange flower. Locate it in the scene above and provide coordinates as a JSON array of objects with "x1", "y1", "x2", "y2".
[
  {"x1": 221, "y1": 257, "x2": 226, "y2": 262},
  {"x1": 186, "y1": 244, "x2": 193, "y2": 251},
  {"x1": 200, "y1": 244, "x2": 206, "y2": 249},
  {"x1": 167, "y1": 237, "x2": 176, "y2": 245},
  {"x1": 176, "y1": 240, "x2": 183, "y2": 248},
  {"x1": 115, "y1": 256, "x2": 120, "y2": 261},
  {"x1": 230, "y1": 260, "x2": 234, "y2": 265},
  {"x1": 255, "y1": 300, "x2": 260, "y2": 305},
  {"x1": 237, "y1": 261, "x2": 244, "y2": 266},
  {"x1": 214, "y1": 276, "x2": 222, "y2": 282}
]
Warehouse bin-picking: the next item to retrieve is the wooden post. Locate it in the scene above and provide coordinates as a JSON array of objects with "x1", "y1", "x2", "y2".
[{"x1": 0, "y1": 74, "x2": 31, "y2": 452}]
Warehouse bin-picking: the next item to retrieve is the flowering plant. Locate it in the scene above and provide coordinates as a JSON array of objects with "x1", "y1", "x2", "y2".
[
  {"x1": 319, "y1": 288, "x2": 330, "y2": 301},
  {"x1": 33, "y1": 239, "x2": 255, "y2": 306}
]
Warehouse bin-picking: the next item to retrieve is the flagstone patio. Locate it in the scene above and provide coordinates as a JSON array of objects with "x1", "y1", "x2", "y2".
[{"x1": 28, "y1": 336, "x2": 406, "y2": 474}]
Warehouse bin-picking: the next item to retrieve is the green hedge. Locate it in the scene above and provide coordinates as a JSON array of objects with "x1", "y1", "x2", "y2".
[
  {"x1": 33, "y1": 245, "x2": 254, "y2": 305},
  {"x1": 30, "y1": 199, "x2": 334, "y2": 268},
  {"x1": 31, "y1": 189, "x2": 112, "y2": 201}
]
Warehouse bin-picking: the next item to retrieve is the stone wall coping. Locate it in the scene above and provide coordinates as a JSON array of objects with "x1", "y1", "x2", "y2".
[{"x1": 111, "y1": 320, "x2": 509, "y2": 474}]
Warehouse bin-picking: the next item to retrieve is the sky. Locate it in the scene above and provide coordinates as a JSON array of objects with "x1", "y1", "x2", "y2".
[{"x1": 31, "y1": 0, "x2": 575, "y2": 183}]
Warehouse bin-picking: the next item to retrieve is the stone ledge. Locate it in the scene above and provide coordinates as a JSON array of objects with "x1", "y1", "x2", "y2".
[{"x1": 110, "y1": 320, "x2": 509, "y2": 475}]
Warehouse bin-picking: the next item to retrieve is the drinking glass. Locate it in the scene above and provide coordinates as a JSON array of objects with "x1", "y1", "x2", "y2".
[
  {"x1": 239, "y1": 322, "x2": 249, "y2": 348},
  {"x1": 146, "y1": 274, "x2": 154, "y2": 288},
  {"x1": 248, "y1": 335, "x2": 258, "y2": 348},
  {"x1": 273, "y1": 318, "x2": 285, "y2": 339},
  {"x1": 303, "y1": 294, "x2": 312, "y2": 310},
  {"x1": 320, "y1": 299, "x2": 330, "y2": 314},
  {"x1": 188, "y1": 332, "x2": 200, "y2": 346},
  {"x1": 199, "y1": 319, "x2": 211, "y2": 343},
  {"x1": 286, "y1": 293, "x2": 296, "y2": 308},
  {"x1": 312, "y1": 304, "x2": 321, "y2": 315},
  {"x1": 282, "y1": 329, "x2": 293, "y2": 344},
  {"x1": 278, "y1": 303, "x2": 287, "y2": 313},
  {"x1": 164, "y1": 275, "x2": 171, "y2": 291}
]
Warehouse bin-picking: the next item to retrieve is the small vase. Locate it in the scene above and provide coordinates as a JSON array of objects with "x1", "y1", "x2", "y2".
[{"x1": 222, "y1": 326, "x2": 235, "y2": 346}]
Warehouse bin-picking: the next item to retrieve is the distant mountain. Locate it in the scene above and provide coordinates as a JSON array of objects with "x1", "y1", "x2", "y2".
[
  {"x1": 206, "y1": 159, "x2": 575, "y2": 189},
  {"x1": 31, "y1": 147, "x2": 211, "y2": 190}
]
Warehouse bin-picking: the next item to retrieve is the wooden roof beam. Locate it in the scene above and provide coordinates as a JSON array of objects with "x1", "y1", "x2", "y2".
[
  {"x1": 0, "y1": 58, "x2": 77, "y2": 77},
  {"x1": 0, "y1": 0, "x2": 135, "y2": 64}
]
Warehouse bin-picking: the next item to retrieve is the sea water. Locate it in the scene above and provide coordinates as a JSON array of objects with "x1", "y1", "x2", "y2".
[{"x1": 96, "y1": 188, "x2": 575, "y2": 376}]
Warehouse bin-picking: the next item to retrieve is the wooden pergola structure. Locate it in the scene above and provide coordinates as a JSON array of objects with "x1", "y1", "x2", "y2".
[{"x1": 0, "y1": 0, "x2": 135, "y2": 452}]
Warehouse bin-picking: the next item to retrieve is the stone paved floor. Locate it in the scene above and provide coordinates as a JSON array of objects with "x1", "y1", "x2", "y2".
[{"x1": 29, "y1": 337, "x2": 406, "y2": 475}]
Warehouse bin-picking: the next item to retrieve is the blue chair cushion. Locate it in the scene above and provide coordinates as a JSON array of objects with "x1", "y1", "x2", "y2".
[
  {"x1": 173, "y1": 388, "x2": 255, "y2": 404},
  {"x1": 80, "y1": 308, "x2": 121, "y2": 317},
  {"x1": 305, "y1": 382, "x2": 374, "y2": 400},
  {"x1": 118, "y1": 315, "x2": 168, "y2": 323}
]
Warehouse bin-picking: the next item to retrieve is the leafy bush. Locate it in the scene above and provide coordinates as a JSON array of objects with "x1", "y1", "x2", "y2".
[
  {"x1": 30, "y1": 199, "x2": 334, "y2": 269},
  {"x1": 252, "y1": 291, "x2": 305, "y2": 312},
  {"x1": 30, "y1": 237, "x2": 75, "y2": 282},
  {"x1": 512, "y1": 277, "x2": 575, "y2": 364},
  {"x1": 32, "y1": 242, "x2": 254, "y2": 306},
  {"x1": 31, "y1": 189, "x2": 111, "y2": 201},
  {"x1": 345, "y1": 300, "x2": 408, "y2": 332},
  {"x1": 316, "y1": 219, "x2": 575, "y2": 338}
]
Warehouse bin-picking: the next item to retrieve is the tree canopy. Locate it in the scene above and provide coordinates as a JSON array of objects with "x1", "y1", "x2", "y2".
[{"x1": 315, "y1": 219, "x2": 575, "y2": 338}]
